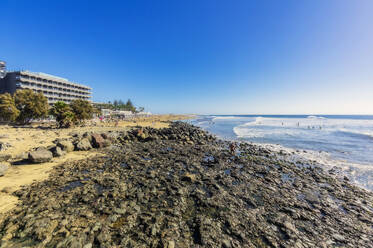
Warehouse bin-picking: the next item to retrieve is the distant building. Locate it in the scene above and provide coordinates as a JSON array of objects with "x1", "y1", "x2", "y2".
[
  {"x1": 112, "y1": 110, "x2": 134, "y2": 116},
  {"x1": 101, "y1": 109, "x2": 114, "y2": 116},
  {"x1": 0, "y1": 61, "x2": 6, "y2": 79},
  {"x1": 99, "y1": 109, "x2": 152, "y2": 118},
  {"x1": 101, "y1": 109, "x2": 133, "y2": 117},
  {"x1": 137, "y1": 111, "x2": 152, "y2": 116},
  {"x1": 0, "y1": 70, "x2": 91, "y2": 104}
]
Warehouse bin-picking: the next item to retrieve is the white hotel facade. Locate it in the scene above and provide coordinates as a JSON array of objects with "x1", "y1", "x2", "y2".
[{"x1": 0, "y1": 70, "x2": 91, "y2": 104}]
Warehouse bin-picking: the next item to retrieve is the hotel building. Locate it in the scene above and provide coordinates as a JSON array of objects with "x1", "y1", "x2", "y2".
[{"x1": 0, "y1": 70, "x2": 91, "y2": 104}]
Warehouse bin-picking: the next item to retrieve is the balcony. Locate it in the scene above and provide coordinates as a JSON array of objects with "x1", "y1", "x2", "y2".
[
  {"x1": 19, "y1": 79, "x2": 91, "y2": 97},
  {"x1": 19, "y1": 76, "x2": 91, "y2": 94}
]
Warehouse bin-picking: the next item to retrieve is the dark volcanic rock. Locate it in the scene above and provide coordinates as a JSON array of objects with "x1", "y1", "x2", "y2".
[
  {"x1": 56, "y1": 140, "x2": 74, "y2": 152},
  {"x1": 15, "y1": 152, "x2": 28, "y2": 160},
  {"x1": 0, "y1": 142, "x2": 11, "y2": 151},
  {"x1": 28, "y1": 149, "x2": 53, "y2": 163},
  {"x1": 0, "y1": 153, "x2": 11, "y2": 162},
  {"x1": 0, "y1": 122, "x2": 372, "y2": 247},
  {"x1": 91, "y1": 133, "x2": 108, "y2": 148},
  {"x1": 49, "y1": 146, "x2": 65, "y2": 157},
  {"x1": 75, "y1": 138, "x2": 92, "y2": 151}
]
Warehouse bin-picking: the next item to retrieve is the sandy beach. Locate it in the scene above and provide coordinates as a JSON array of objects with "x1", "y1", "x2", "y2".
[{"x1": 0, "y1": 114, "x2": 191, "y2": 214}]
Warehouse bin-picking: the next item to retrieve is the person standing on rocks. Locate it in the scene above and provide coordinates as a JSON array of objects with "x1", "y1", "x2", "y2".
[{"x1": 230, "y1": 142, "x2": 237, "y2": 155}]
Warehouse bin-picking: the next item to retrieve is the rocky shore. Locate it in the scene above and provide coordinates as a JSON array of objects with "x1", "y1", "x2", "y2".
[
  {"x1": 0, "y1": 122, "x2": 372, "y2": 247},
  {"x1": 0, "y1": 115, "x2": 191, "y2": 214}
]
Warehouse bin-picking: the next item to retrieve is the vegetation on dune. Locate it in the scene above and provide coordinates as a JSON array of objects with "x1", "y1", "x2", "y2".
[{"x1": 0, "y1": 93, "x2": 20, "y2": 122}]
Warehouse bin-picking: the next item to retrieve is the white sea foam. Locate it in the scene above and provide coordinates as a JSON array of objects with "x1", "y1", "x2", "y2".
[
  {"x1": 212, "y1": 116, "x2": 241, "y2": 121},
  {"x1": 196, "y1": 121, "x2": 209, "y2": 125},
  {"x1": 240, "y1": 117, "x2": 328, "y2": 127},
  {"x1": 307, "y1": 115, "x2": 326, "y2": 119},
  {"x1": 233, "y1": 117, "x2": 373, "y2": 138},
  {"x1": 336, "y1": 129, "x2": 373, "y2": 139},
  {"x1": 251, "y1": 142, "x2": 373, "y2": 190},
  {"x1": 233, "y1": 125, "x2": 304, "y2": 138}
]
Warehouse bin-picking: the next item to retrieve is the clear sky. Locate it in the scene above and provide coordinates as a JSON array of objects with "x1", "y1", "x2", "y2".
[{"x1": 1, "y1": 0, "x2": 373, "y2": 114}]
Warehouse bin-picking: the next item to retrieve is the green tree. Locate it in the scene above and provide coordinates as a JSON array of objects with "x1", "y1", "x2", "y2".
[
  {"x1": 0, "y1": 93, "x2": 20, "y2": 122},
  {"x1": 92, "y1": 106, "x2": 102, "y2": 116},
  {"x1": 14, "y1": 89, "x2": 49, "y2": 124},
  {"x1": 50, "y1": 101, "x2": 76, "y2": 128},
  {"x1": 93, "y1": 99, "x2": 140, "y2": 113},
  {"x1": 113, "y1": 100, "x2": 119, "y2": 109},
  {"x1": 70, "y1": 99, "x2": 94, "y2": 123},
  {"x1": 125, "y1": 99, "x2": 136, "y2": 112}
]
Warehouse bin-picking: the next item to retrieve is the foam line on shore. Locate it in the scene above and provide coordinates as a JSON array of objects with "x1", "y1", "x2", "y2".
[{"x1": 241, "y1": 141, "x2": 373, "y2": 191}]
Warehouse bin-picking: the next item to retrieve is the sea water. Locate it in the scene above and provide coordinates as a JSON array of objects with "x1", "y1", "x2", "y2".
[{"x1": 188, "y1": 115, "x2": 373, "y2": 191}]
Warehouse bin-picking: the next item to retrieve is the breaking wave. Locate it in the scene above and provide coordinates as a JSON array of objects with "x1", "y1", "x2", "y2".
[
  {"x1": 336, "y1": 129, "x2": 373, "y2": 140},
  {"x1": 212, "y1": 116, "x2": 242, "y2": 121},
  {"x1": 307, "y1": 115, "x2": 326, "y2": 119}
]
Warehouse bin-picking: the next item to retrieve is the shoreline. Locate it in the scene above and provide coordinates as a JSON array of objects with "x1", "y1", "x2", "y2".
[
  {"x1": 189, "y1": 115, "x2": 373, "y2": 191},
  {"x1": 245, "y1": 141, "x2": 373, "y2": 191},
  {"x1": 0, "y1": 122, "x2": 372, "y2": 247},
  {"x1": 205, "y1": 132, "x2": 373, "y2": 192}
]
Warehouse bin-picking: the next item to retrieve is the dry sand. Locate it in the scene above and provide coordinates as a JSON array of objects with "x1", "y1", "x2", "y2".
[
  {"x1": 0, "y1": 114, "x2": 190, "y2": 158},
  {"x1": 0, "y1": 114, "x2": 192, "y2": 214}
]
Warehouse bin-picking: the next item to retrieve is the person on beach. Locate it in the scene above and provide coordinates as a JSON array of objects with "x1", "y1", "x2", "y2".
[{"x1": 230, "y1": 142, "x2": 237, "y2": 155}]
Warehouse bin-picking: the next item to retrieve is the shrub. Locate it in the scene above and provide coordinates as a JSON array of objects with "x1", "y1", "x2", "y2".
[
  {"x1": 50, "y1": 101, "x2": 76, "y2": 128},
  {"x1": 70, "y1": 99, "x2": 93, "y2": 123},
  {"x1": 0, "y1": 93, "x2": 20, "y2": 122},
  {"x1": 14, "y1": 89, "x2": 49, "y2": 124}
]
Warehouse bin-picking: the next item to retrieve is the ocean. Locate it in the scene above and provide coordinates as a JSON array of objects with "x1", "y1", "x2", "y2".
[{"x1": 187, "y1": 115, "x2": 373, "y2": 191}]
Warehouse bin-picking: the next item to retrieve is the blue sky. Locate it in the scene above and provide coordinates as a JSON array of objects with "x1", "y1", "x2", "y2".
[{"x1": 1, "y1": 0, "x2": 373, "y2": 114}]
